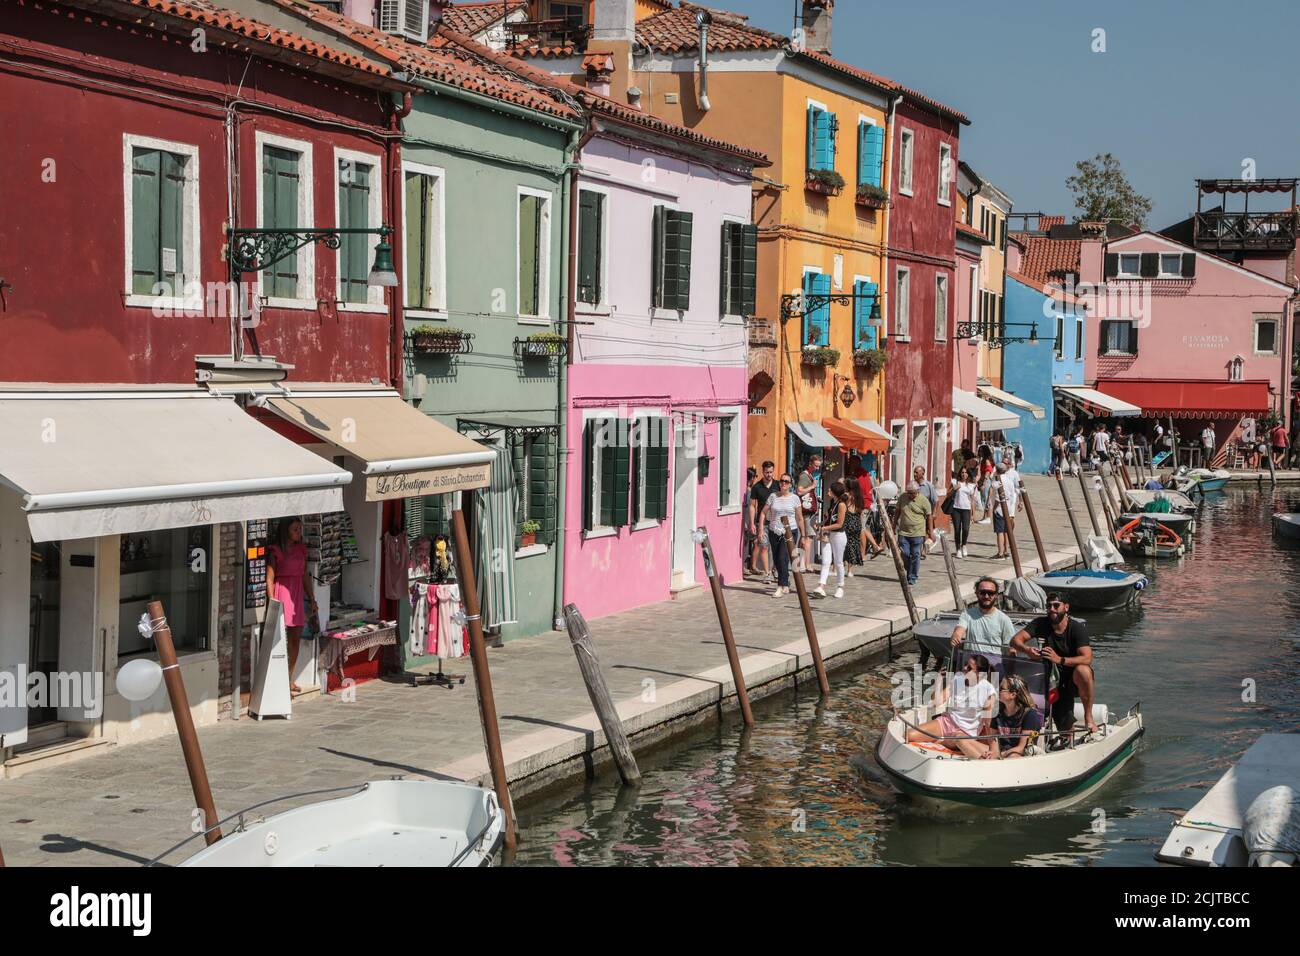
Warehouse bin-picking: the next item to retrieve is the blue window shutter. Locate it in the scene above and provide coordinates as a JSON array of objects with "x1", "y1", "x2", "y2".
[
  {"x1": 857, "y1": 122, "x2": 868, "y2": 186},
  {"x1": 866, "y1": 125, "x2": 885, "y2": 188},
  {"x1": 814, "y1": 110, "x2": 834, "y2": 171},
  {"x1": 812, "y1": 273, "x2": 831, "y2": 346},
  {"x1": 855, "y1": 280, "x2": 878, "y2": 349},
  {"x1": 806, "y1": 105, "x2": 817, "y2": 172},
  {"x1": 802, "y1": 271, "x2": 815, "y2": 346}
]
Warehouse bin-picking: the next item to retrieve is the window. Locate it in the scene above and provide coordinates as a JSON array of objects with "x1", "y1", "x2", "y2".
[
  {"x1": 585, "y1": 418, "x2": 629, "y2": 533},
  {"x1": 932, "y1": 419, "x2": 949, "y2": 487},
  {"x1": 335, "y1": 150, "x2": 383, "y2": 308},
  {"x1": 1075, "y1": 317, "x2": 1084, "y2": 360},
  {"x1": 969, "y1": 264, "x2": 979, "y2": 333},
  {"x1": 118, "y1": 525, "x2": 212, "y2": 656},
  {"x1": 853, "y1": 277, "x2": 878, "y2": 349},
  {"x1": 652, "y1": 206, "x2": 693, "y2": 310},
  {"x1": 898, "y1": 128, "x2": 914, "y2": 194},
  {"x1": 857, "y1": 120, "x2": 884, "y2": 188},
  {"x1": 806, "y1": 102, "x2": 836, "y2": 173},
  {"x1": 547, "y1": 0, "x2": 585, "y2": 26},
  {"x1": 403, "y1": 163, "x2": 445, "y2": 312},
  {"x1": 518, "y1": 187, "x2": 552, "y2": 319},
  {"x1": 124, "y1": 134, "x2": 199, "y2": 306},
  {"x1": 718, "y1": 416, "x2": 739, "y2": 510},
  {"x1": 720, "y1": 220, "x2": 758, "y2": 316},
  {"x1": 934, "y1": 274, "x2": 948, "y2": 342},
  {"x1": 911, "y1": 421, "x2": 929, "y2": 471},
  {"x1": 576, "y1": 189, "x2": 605, "y2": 306},
  {"x1": 1053, "y1": 314, "x2": 1064, "y2": 357},
  {"x1": 630, "y1": 417, "x2": 669, "y2": 525},
  {"x1": 1158, "y1": 253, "x2": 1183, "y2": 278},
  {"x1": 895, "y1": 267, "x2": 910, "y2": 339},
  {"x1": 511, "y1": 431, "x2": 557, "y2": 546},
  {"x1": 1254, "y1": 315, "x2": 1279, "y2": 355},
  {"x1": 1117, "y1": 253, "x2": 1141, "y2": 278},
  {"x1": 258, "y1": 137, "x2": 313, "y2": 304},
  {"x1": 937, "y1": 143, "x2": 952, "y2": 204},
  {"x1": 1099, "y1": 320, "x2": 1138, "y2": 355},
  {"x1": 802, "y1": 270, "x2": 831, "y2": 346},
  {"x1": 890, "y1": 422, "x2": 907, "y2": 480}
]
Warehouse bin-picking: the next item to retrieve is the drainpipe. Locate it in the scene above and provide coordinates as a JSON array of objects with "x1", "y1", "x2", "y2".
[
  {"x1": 880, "y1": 93, "x2": 903, "y2": 431},
  {"x1": 387, "y1": 89, "x2": 413, "y2": 390},
  {"x1": 696, "y1": 10, "x2": 712, "y2": 112}
]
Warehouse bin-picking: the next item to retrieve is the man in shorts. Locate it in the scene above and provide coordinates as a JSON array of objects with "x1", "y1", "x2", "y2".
[
  {"x1": 1011, "y1": 592, "x2": 1098, "y2": 734},
  {"x1": 748, "y1": 461, "x2": 778, "y2": 582}
]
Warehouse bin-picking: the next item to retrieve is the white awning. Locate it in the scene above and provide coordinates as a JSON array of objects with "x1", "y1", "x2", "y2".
[
  {"x1": 0, "y1": 391, "x2": 350, "y2": 542},
  {"x1": 1055, "y1": 385, "x2": 1141, "y2": 418},
  {"x1": 978, "y1": 384, "x2": 1045, "y2": 420},
  {"x1": 261, "y1": 388, "x2": 495, "y2": 501},
  {"x1": 786, "y1": 420, "x2": 838, "y2": 449},
  {"x1": 952, "y1": 388, "x2": 1020, "y2": 431},
  {"x1": 851, "y1": 419, "x2": 894, "y2": 442}
]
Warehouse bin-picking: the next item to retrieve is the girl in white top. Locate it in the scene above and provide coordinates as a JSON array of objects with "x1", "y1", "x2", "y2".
[
  {"x1": 814, "y1": 480, "x2": 850, "y2": 599},
  {"x1": 759, "y1": 476, "x2": 805, "y2": 597},
  {"x1": 948, "y1": 467, "x2": 978, "y2": 557},
  {"x1": 906, "y1": 654, "x2": 998, "y2": 759}
]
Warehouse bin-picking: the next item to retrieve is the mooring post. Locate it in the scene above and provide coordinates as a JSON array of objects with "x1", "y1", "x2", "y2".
[
  {"x1": 695, "y1": 528, "x2": 754, "y2": 726},
  {"x1": 562, "y1": 604, "x2": 642, "y2": 785},
  {"x1": 1077, "y1": 467, "x2": 1103, "y2": 537},
  {"x1": 451, "y1": 503, "x2": 516, "y2": 850},
  {"x1": 782, "y1": 517, "x2": 830, "y2": 698},
  {"x1": 1056, "y1": 473, "x2": 1089, "y2": 563},
  {"x1": 1018, "y1": 480, "x2": 1051, "y2": 573},
  {"x1": 872, "y1": 479, "x2": 921, "y2": 627},
  {"x1": 937, "y1": 529, "x2": 964, "y2": 611},
  {"x1": 994, "y1": 479, "x2": 1023, "y2": 579}
]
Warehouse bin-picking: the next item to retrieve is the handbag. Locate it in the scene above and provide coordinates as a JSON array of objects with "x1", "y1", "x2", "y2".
[{"x1": 940, "y1": 489, "x2": 955, "y2": 516}]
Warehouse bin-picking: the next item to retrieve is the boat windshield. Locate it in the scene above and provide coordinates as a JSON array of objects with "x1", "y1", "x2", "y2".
[{"x1": 951, "y1": 647, "x2": 1052, "y2": 724}]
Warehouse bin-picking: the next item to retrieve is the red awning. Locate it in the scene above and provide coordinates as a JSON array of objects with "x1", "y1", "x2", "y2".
[
  {"x1": 821, "y1": 418, "x2": 891, "y2": 454},
  {"x1": 1095, "y1": 379, "x2": 1272, "y2": 419}
]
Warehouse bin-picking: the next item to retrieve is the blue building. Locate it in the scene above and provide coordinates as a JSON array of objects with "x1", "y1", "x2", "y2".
[{"x1": 995, "y1": 274, "x2": 1085, "y2": 472}]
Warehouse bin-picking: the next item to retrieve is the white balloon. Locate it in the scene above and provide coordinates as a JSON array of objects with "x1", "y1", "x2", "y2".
[
  {"x1": 878, "y1": 480, "x2": 900, "y2": 501},
  {"x1": 117, "y1": 657, "x2": 164, "y2": 702}
]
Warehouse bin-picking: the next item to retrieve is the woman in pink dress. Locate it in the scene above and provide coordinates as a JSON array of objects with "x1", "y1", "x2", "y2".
[{"x1": 266, "y1": 516, "x2": 316, "y2": 694}]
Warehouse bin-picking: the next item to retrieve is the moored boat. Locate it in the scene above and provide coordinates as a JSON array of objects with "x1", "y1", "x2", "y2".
[
  {"x1": 173, "y1": 780, "x2": 503, "y2": 867},
  {"x1": 1123, "y1": 489, "x2": 1196, "y2": 514},
  {"x1": 1273, "y1": 513, "x2": 1300, "y2": 541},
  {"x1": 1116, "y1": 516, "x2": 1185, "y2": 559},
  {"x1": 1031, "y1": 568, "x2": 1148, "y2": 611},
  {"x1": 1115, "y1": 510, "x2": 1196, "y2": 537}
]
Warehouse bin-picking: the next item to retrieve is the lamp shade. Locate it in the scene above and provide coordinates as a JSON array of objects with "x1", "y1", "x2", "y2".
[{"x1": 368, "y1": 237, "x2": 399, "y2": 287}]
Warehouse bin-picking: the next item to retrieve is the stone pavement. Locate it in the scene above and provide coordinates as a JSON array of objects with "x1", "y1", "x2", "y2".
[{"x1": 0, "y1": 474, "x2": 1090, "y2": 866}]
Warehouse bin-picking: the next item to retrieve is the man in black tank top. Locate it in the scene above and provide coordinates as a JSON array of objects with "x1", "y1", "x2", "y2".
[{"x1": 749, "y1": 461, "x2": 777, "y2": 581}]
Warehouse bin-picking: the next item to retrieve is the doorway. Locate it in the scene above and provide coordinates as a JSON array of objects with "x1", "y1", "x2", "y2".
[
  {"x1": 671, "y1": 424, "x2": 698, "y2": 588},
  {"x1": 28, "y1": 542, "x2": 61, "y2": 728}
]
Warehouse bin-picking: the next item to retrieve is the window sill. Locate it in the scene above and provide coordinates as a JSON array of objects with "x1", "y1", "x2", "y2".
[
  {"x1": 937, "y1": 198, "x2": 952, "y2": 207},
  {"x1": 123, "y1": 293, "x2": 202, "y2": 312},
  {"x1": 338, "y1": 301, "x2": 387, "y2": 314},
  {"x1": 894, "y1": 335, "x2": 911, "y2": 343},
  {"x1": 515, "y1": 543, "x2": 548, "y2": 559},
  {"x1": 1101, "y1": 350, "x2": 1137, "y2": 357},
  {"x1": 518, "y1": 315, "x2": 551, "y2": 326},
  {"x1": 263, "y1": 296, "x2": 320, "y2": 311},
  {"x1": 404, "y1": 308, "x2": 449, "y2": 321},
  {"x1": 899, "y1": 187, "x2": 914, "y2": 198},
  {"x1": 583, "y1": 526, "x2": 618, "y2": 540},
  {"x1": 631, "y1": 519, "x2": 661, "y2": 532},
  {"x1": 576, "y1": 303, "x2": 610, "y2": 316},
  {"x1": 717, "y1": 504, "x2": 742, "y2": 517}
]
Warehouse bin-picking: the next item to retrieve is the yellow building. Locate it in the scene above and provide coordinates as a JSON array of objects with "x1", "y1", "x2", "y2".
[{"x1": 957, "y1": 162, "x2": 1014, "y2": 387}]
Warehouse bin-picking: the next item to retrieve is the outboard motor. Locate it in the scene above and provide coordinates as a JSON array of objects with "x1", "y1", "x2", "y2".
[
  {"x1": 1005, "y1": 576, "x2": 1046, "y2": 612},
  {"x1": 1243, "y1": 785, "x2": 1299, "y2": 867}
]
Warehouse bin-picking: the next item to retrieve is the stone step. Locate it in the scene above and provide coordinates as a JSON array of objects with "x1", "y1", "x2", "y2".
[{"x1": 3, "y1": 736, "x2": 111, "y2": 779}]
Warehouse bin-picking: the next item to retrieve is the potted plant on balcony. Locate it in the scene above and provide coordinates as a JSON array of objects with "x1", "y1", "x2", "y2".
[
  {"x1": 852, "y1": 347, "x2": 887, "y2": 377},
  {"x1": 521, "y1": 331, "x2": 565, "y2": 357},
  {"x1": 519, "y1": 519, "x2": 541, "y2": 548},
  {"x1": 855, "y1": 183, "x2": 889, "y2": 209},
  {"x1": 805, "y1": 168, "x2": 845, "y2": 197},
  {"x1": 802, "y1": 345, "x2": 840, "y2": 367},
  {"x1": 410, "y1": 325, "x2": 466, "y2": 354}
]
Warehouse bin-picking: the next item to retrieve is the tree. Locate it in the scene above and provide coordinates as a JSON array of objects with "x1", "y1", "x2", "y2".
[{"x1": 1065, "y1": 153, "x2": 1153, "y2": 229}]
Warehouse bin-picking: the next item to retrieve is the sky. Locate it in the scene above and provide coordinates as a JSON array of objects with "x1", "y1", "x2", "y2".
[{"x1": 711, "y1": 0, "x2": 1300, "y2": 228}]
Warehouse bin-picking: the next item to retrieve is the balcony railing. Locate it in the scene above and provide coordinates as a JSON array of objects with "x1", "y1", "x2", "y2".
[
  {"x1": 505, "y1": 18, "x2": 590, "y2": 49},
  {"x1": 1193, "y1": 210, "x2": 1298, "y2": 251}
]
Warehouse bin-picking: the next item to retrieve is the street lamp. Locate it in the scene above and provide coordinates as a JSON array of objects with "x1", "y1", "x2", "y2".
[{"x1": 954, "y1": 320, "x2": 1039, "y2": 349}]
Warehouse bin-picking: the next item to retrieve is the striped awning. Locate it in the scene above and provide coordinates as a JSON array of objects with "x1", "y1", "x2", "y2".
[{"x1": 475, "y1": 443, "x2": 518, "y2": 633}]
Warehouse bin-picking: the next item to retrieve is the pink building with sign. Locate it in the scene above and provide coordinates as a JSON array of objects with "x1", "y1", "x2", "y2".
[
  {"x1": 1079, "y1": 230, "x2": 1294, "y2": 463},
  {"x1": 562, "y1": 107, "x2": 766, "y2": 619}
]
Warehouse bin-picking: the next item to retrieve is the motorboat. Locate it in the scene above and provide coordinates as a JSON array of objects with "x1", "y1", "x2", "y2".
[
  {"x1": 912, "y1": 610, "x2": 1038, "y2": 663},
  {"x1": 1115, "y1": 515, "x2": 1185, "y2": 559},
  {"x1": 1031, "y1": 568, "x2": 1147, "y2": 611},
  {"x1": 1173, "y1": 467, "x2": 1230, "y2": 496},
  {"x1": 1114, "y1": 510, "x2": 1196, "y2": 538},
  {"x1": 1273, "y1": 513, "x2": 1300, "y2": 541},
  {"x1": 876, "y1": 650, "x2": 1144, "y2": 812},
  {"x1": 173, "y1": 780, "x2": 503, "y2": 867},
  {"x1": 1123, "y1": 488, "x2": 1196, "y2": 514}
]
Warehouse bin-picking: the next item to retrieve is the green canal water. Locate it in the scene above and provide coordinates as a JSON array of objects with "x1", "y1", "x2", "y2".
[{"x1": 507, "y1": 487, "x2": 1300, "y2": 867}]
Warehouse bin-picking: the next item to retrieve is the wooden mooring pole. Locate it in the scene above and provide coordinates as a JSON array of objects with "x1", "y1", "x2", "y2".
[
  {"x1": 1018, "y1": 480, "x2": 1051, "y2": 573},
  {"x1": 995, "y1": 479, "x2": 1024, "y2": 579},
  {"x1": 873, "y1": 482, "x2": 920, "y2": 627},
  {"x1": 1077, "y1": 468, "x2": 1103, "y2": 536},
  {"x1": 451, "y1": 503, "x2": 516, "y2": 850},
  {"x1": 695, "y1": 528, "x2": 754, "y2": 726},
  {"x1": 781, "y1": 518, "x2": 830, "y2": 698},
  {"x1": 562, "y1": 604, "x2": 642, "y2": 785},
  {"x1": 146, "y1": 599, "x2": 221, "y2": 846},
  {"x1": 937, "y1": 529, "x2": 964, "y2": 611},
  {"x1": 1056, "y1": 473, "x2": 1089, "y2": 562}
]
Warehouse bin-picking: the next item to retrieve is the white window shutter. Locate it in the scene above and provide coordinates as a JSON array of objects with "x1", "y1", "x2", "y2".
[{"x1": 377, "y1": 0, "x2": 401, "y2": 34}]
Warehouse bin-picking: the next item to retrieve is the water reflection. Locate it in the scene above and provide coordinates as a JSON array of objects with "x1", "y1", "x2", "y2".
[{"x1": 512, "y1": 489, "x2": 1300, "y2": 867}]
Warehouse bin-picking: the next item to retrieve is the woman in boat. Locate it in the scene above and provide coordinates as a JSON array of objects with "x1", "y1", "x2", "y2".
[
  {"x1": 990, "y1": 675, "x2": 1043, "y2": 759},
  {"x1": 906, "y1": 654, "x2": 998, "y2": 759}
]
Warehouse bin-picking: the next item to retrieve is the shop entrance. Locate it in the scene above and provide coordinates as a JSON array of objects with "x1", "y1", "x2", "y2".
[
  {"x1": 25, "y1": 537, "x2": 98, "y2": 741},
  {"x1": 28, "y1": 542, "x2": 61, "y2": 728}
]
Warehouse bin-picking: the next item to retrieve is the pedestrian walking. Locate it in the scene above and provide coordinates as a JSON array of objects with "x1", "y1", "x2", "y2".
[
  {"x1": 758, "y1": 473, "x2": 804, "y2": 597},
  {"x1": 1271, "y1": 421, "x2": 1288, "y2": 469},
  {"x1": 796, "y1": 453, "x2": 823, "y2": 571},
  {"x1": 913, "y1": 465, "x2": 939, "y2": 557},
  {"x1": 893, "y1": 480, "x2": 933, "y2": 586},
  {"x1": 976, "y1": 444, "x2": 996, "y2": 523},
  {"x1": 1049, "y1": 432, "x2": 1064, "y2": 474},
  {"x1": 992, "y1": 461, "x2": 1019, "y2": 559},
  {"x1": 948, "y1": 466, "x2": 977, "y2": 557},
  {"x1": 1201, "y1": 423, "x2": 1216, "y2": 466},
  {"x1": 748, "y1": 460, "x2": 778, "y2": 582},
  {"x1": 813, "y1": 481, "x2": 851, "y2": 599}
]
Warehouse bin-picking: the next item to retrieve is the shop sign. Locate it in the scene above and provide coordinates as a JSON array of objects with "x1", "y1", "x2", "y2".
[{"x1": 366, "y1": 464, "x2": 490, "y2": 501}]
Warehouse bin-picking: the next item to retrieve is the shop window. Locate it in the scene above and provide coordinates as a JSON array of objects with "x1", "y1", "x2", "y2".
[
  {"x1": 125, "y1": 135, "x2": 199, "y2": 305},
  {"x1": 404, "y1": 164, "x2": 445, "y2": 312},
  {"x1": 720, "y1": 221, "x2": 757, "y2": 317},
  {"x1": 118, "y1": 526, "x2": 212, "y2": 657},
  {"x1": 653, "y1": 206, "x2": 693, "y2": 311}
]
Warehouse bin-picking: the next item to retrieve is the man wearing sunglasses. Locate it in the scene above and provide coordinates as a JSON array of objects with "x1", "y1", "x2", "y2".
[
  {"x1": 949, "y1": 576, "x2": 1017, "y2": 657},
  {"x1": 1011, "y1": 592, "x2": 1098, "y2": 734}
]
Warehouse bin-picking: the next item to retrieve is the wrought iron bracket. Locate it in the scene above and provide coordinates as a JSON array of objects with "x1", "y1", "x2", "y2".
[
  {"x1": 225, "y1": 226, "x2": 392, "y2": 274},
  {"x1": 955, "y1": 320, "x2": 1038, "y2": 349}
]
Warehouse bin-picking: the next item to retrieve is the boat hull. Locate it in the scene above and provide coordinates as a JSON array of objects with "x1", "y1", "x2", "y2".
[
  {"x1": 1123, "y1": 489, "x2": 1196, "y2": 514},
  {"x1": 1273, "y1": 513, "x2": 1300, "y2": 541},
  {"x1": 1032, "y1": 572, "x2": 1147, "y2": 611},
  {"x1": 1115, "y1": 512, "x2": 1196, "y2": 536}
]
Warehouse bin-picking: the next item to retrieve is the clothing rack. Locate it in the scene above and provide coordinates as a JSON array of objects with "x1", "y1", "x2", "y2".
[{"x1": 409, "y1": 556, "x2": 463, "y2": 689}]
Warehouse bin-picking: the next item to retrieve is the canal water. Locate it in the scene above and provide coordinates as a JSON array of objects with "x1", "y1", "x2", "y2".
[{"x1": 508, "y1": 487, "x2": 1300, "y2": 866}]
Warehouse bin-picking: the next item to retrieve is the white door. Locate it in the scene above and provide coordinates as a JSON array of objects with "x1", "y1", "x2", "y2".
[
  {"x1": 671, "y1": 426, "x2": 698, "y2": 587},
  {"x1": 0, "y1": 488, "x2": 31, "y2": 748},
  {"x1": 57, "y1": 538, "x2": 99, "y2": 725}
]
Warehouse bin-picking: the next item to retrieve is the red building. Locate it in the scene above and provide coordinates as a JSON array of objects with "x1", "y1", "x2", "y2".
[{"x1": 884, "y1": 95, "x2": 967, "y2": 485}]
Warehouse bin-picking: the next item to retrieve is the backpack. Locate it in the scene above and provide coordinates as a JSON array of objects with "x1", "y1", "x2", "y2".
[{"x1": 1067, "y1": 436, "x2": 1080, "y2": 454}]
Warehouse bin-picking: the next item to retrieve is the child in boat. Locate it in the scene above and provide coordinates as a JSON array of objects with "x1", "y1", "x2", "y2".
[
  {"x1": 907, "y1": 654, "x2": 998, "y2": 759},
  {"x1": 990, "y1": 675, "x2": 1043, "y2": 758}
]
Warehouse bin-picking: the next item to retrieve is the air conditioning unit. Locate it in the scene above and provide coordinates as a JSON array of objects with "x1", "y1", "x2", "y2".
[{"x1": 378, "y1": 0, "x2": 428, "y2": 43}]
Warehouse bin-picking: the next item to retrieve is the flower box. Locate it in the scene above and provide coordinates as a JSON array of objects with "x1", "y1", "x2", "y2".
[
  {"x1": 802, "y1": 346, "x2": 840, "y2": 367},
  {"x1": 519, "y1": 520, "x2": 541, "y2": 549},
  {"x1": 852, "y1": 348, "x2": 887, "y2": 376},
  {"x1": 410, "y1": 326, "x2": 468, "y2": 354},
  {"x1": 805, "y1": 169, "x2": 845, "y2": 197},
  {"x1": 518, "y1": 333, "x2": 566, "y2": 358},
  {"x1": 855, "y1": 184, "x2": 889, "y2": 209}
]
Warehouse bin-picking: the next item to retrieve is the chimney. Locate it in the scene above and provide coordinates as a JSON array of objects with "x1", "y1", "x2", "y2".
[
  {"x1": 802, "y1": 0, "x2": 832, "y2": 54},
  {"x1": 428, "y1": 0, "x2": 447, "y2": 24},
  {"x1": 592, "y1": 0, "x2": 636, "y2": 104}
]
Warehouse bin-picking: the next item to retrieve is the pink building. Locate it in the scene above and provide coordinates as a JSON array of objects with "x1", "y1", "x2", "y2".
[
  {"x1": 563, "y1": 107, "x2": 767, "y2": 619},
  {"x1": 1079, "y1": 231, "x2": 1294, "y2": 463}
]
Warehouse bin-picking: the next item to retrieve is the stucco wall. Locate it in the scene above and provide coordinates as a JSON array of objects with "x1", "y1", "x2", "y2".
[{"x1": 1003, "y1": 278, "x2": 1058, "y2": 473}]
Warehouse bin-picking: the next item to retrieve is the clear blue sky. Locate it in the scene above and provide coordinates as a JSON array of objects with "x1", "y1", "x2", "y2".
[{"x1": 713, "y1": 0, "x2": 1300, "y2": 227}]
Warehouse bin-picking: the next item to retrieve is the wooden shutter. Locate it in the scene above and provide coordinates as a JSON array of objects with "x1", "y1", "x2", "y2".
[
  {"x1": 608, "y1": 420, "x2": 631, "y2": 528},
  {"x1": 652, "y1": 206, "x2": 665, "y2": 308},
  {"x1": 529, "y1": 431, "x2": 557, "y2": 545},
  {"x1": 657, "y1": 209, "x2": 692, "y2": 310},
  {"x1": 265, "y1": 147, "x2": 300, "y2": 299},
  {"x1": 1097, "y1": 319, "x2": 1110, "y2": 355},
  {"x1": 739, "y1": 224, "x2": 757, "y2": 315},
  {"x1": 857, "y1": 121, "x2": 868, "y2": 187},
  {"x1": 719, "y1": 221, "x2": 734, "y2": 315},
  {"x1": 577, "y1": 189, "x2": 602, "y2": 304},
  {"x1": 854, "y1": 279, "x2": 878, "y2": 349},
  {"x1": 803, "y1": 272, "x2": 831, "y2": 346},
  {"x1": 1181, "y1": 252, "x2": 1197, "y2": 277},
  {"x1": 645, "y1": 418, "x2": 669, "y2": 520},
  {"x1": 997, "y1": 293, "x2": 1005, "y2": 337},
  {"x1": 1139, "y1": 252, "x2": 1159, "y2": 278},
  {"x1": 404, "y1": 171, "x2": 429, "y2": 308},
  {"x1": 806, "y1": 104, "x2": 817, "y2": 172},
  {"x1": 1103, "y1": 253, "x2": 1118, "y2": 278},
  {"x1": 131, "y1": 148, "x2": 161, "y2": 294},
  {"x1": 866, "y1": 124, "x2": 885, "y2": 187},
  {"x1": 422, "y1": 493, "x2": 447, "y2": 537},
  {"x1": 583, "y1": 420, "x2": 596, "y2": 532},
  {"x1": 1128, "y1": 322, "x2": 1139, "y2": 355},
  {"x1": 814, "y1": 110, "x2": 835, "y2": 171},
  {"x1": 405, "y1": 496, "x2": 425, "y2": 539},
  {"x1": 719, "y1": 418, "x2": 732, "y2": 508}
]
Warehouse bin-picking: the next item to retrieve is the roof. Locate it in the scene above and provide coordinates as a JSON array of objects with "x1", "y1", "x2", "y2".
[
  {"x1": 440, "y1": 1, "x2": 526, "y2": 37},
  {"x1": 1006, "y1": 269, "x2": 1080, "y2": 305},
  {"x1": 1014, "y1": 235, "x2": 1082, "y2": 287},
  {"x1": 273, "y1": 1, "x2": 582, "y2": 120},
  {"x1": 955, "y1": 223, "x2": 990, "y2": 244},
  {"x1": 61, "y1": 0, "x2": 398, "y2": 81},
  {"x1": 1039, "y1": 215, "x2": 1065, "y2": 229},
  {"x1": 633, "y1": 3, "x2": 968, "y2": 124}
]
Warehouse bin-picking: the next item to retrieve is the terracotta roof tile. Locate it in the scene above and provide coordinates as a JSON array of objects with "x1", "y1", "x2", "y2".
[
  {"x1": 440, "y1": 1, "x2": 526, "y2": 37},
  {"x1": 1014, "y1": 235, "x2": 1082, "y2": 288},
  {"x1": 1039, "y1": 215, "x2": 1065, "y2": 229},
  {"x1": 1007, "y1": 268, "x2": 1080, "y2": 304}
]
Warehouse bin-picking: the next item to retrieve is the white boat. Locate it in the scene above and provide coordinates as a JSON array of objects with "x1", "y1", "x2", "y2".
[
  {"x1": 876, "y1": 653, "x2": 1143, "y2": 812},
  {"x1": 1123, "y1": 489, "x2": 1196, "y2": 514},
  {"x1": 1032, "y1": 568, "x2": 1148, "y2": 611},
  {"x1": 1273, "y1": 513, "x2": 1300, "y2": 541},
  {"x1": 1115, "y1": 511, "x2": 1196, "y2": 537},
  {"x1": 176, "y1": 780, "x2": 503, "y2": 867},
  {"x1": 1158, "y1": 734, "x2": 1300, "y2": 867}
]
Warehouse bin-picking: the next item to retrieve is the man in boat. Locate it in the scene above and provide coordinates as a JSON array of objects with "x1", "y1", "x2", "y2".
[
  {"x1": 950, "y1": 576, "x2": 1017, "y2": 657},
  {"x1": 1010, "y1": 593, "x2": 1099, "y2": 734}
]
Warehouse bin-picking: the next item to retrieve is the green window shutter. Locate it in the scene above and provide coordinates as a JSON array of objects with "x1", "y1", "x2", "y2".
[
  {"x1": 652, "y1": 205, "x2": 665, "y2": 309},
  {"x1": 865, "y1": 124, "x2": 885, "y2": 188},
  {"x1": 404, "y1": 171, "x2": 430, "y2": 309},
  {"x1": 577, "y1": 190, "x2": 602, "y2": 304},
  {"x1": 131, "y1": 148, "x2": 162, "y2": 295},
  {"x1": 647, "y1": 418, "x2": 669, "y2": 520},
  {"x1": 719, "y1": 221, "x2": 734, "y2": 315},
  {"x1": 264, "y1": 147, "x2": 300, "y2": 299},
  {"x1": 630, "y1": 423, "x2": 643, "y2": 525},
  {"x1": 159, "y1": 150, "x2": 186, "y2": 294},
  {"x1": 339, "y1": 161, "x2": 371, "y2": 303},
  {"x1": 610, "y1": 418, "x2": 632, "y2": 527},
  {"x1": 854, "y1": 279, "x2": 879, "y2": 349},
  {"x1": 519, "y1": 193, "x2": 542, "y2": 316},
  {"x1": 719, "y1": 417, "x2": 732, "y2": 507},
  {"x1": 804, "y1": 272, "x2": 831, "y2": 346},
  {"x1": 739, "y1": 224, "x2": 758, "y2": 316},
  {"x1": 405, "y1": 496, "x2": 425, "y2": 539},
  {"x1": 661, "y1": 209, "x2": 693, "y2": 310},
  {"x1": 510, "y1": 438, "x2": 526, "y2": 525},
  {"x1": 422, "y1": 493, "x2": 447, "y2": 538},
  {"x1": 599, "y1": 423, "x2": 618, "y2": 527},
  {"x1": 583, "y1": 420, "x2": 596, "y2": 532},
  {"x1": 529, "y1": 431, "x2": 557, "y2": 545}
]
